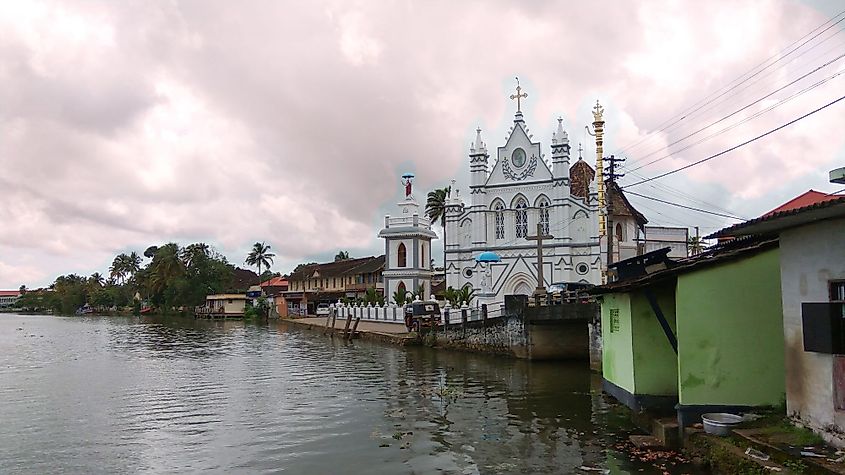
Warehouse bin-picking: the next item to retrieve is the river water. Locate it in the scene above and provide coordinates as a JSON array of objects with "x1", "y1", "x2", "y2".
[{"x1": 0, "y1": 314, "x2": 708, "y2": 474}]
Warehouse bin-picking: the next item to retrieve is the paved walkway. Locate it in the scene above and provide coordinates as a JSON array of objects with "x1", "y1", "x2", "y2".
[{"x1": 292, "y1": 317, "x2": 409, "y2": 335}]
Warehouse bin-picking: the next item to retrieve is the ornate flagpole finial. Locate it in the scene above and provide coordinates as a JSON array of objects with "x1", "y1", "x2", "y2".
[{"x1": 592, "y1": 99, "x2": 604, "y2": 123}]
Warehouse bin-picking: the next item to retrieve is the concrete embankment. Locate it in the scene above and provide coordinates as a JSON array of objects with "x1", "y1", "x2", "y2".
[{"x1": 280, "y1": 317, "x2": 420, "y2": 346}]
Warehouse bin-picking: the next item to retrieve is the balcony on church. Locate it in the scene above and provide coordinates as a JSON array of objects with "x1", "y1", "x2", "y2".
[{"x1": 384, "y1": 214, "x2": 431, "y2": 229}]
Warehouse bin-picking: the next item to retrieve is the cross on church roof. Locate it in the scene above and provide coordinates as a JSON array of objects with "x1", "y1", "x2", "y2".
[
  {"x1": 509, "y1": 77, "x2": 528, "y2": 112},
  {"x1": 577, "y1": 143, "x2": 583, "y2": 159}
]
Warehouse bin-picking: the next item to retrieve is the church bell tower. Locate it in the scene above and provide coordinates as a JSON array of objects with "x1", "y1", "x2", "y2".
[{"x1": 378, "y1": 174, "x2": 438, "y2": 303}]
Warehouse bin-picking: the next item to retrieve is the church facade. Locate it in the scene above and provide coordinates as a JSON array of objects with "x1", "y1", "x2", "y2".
[{"x1": 445, "y1": 94, "x2": 602, "y2": 302}]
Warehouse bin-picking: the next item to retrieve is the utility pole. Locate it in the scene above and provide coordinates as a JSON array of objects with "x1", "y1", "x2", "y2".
[
  {"x1": 526, "y1": 222, "x2": 554, "y2": 296},
  {"x1": 603, "y1": 155, "x2": 625, "y2": 280}
]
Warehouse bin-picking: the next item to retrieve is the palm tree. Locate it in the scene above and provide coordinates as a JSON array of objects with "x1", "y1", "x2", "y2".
[
  {"x1": 89, "y1": 272, "x2": 105, "y2": 288},
  {"x1": 181, "y1": 243, "x2": 211, "y2": 268},
  {"x1": 443, "y1": 286, "x2": 459, "y2": 306},
  {"x1": 392, "y1": 287, "x2": 410, "y2": 305},
  {"x1": 363, "y1": 287, "x2": 384, "y2": 305},
  {"x1": 149, "y1": 243, "x2": 184, "y2": 294},
  {"x1": 334, "y1": 250, "x2": 350, "y2": 261},
  {"x1": 688, "y1": 236, "x2": 706, "y2": 256},
  {"x1": 144, "y1": 246, "x2": 159, "y2": 259},
  {"x1": 457, "y1": 285, "x2": 477, "y2": 306},
  {"x1": 245, "y1": 242, "x2": 275, "y2": 284},
  {"x1": 110, "y1": 254, "x2": 130, "y2": 285},
  {"x1": 127, "y1": 252, "x2": 142, "y2": 276},
  {"x1": 426, "y1": 186, "x2": 450, "y2": 271}
]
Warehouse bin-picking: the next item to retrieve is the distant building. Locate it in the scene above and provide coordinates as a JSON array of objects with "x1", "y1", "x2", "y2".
[
  {"x1": 604, "y1": 181, "x2": 649, "y2": 262},
  {"x1": 282, "y1": 256, "x2": 385, "y2": 316},
  {"x1": 642, "y1": 226, "x2": 689, "y2": 258},
  {"x1": 198, "y1": 294, "x2": 249, "y2": 318},
  {"x1": 0, "y1": 290, "x2": 21, "y2": 308}
]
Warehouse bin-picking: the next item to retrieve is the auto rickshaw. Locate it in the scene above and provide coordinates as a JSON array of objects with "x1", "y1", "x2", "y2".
[{"x1": 404, "y1": 300, "x2": 441, "y2": 333}]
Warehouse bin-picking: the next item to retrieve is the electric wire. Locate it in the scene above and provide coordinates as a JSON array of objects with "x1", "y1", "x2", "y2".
[
  {"x1": 623, "y1": 93, "x2": 845, "y2": 188},
  {"x1": 622, "y1": 190, "x2": 745, "y2": 220},
  {"x1": 615, "y1": 11, "x2": 845, "y2": 158},
  {"x1": 624, "y1": 50, "x2": 845, "y2": 172}
]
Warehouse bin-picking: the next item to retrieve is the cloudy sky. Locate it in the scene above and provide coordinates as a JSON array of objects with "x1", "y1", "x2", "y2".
[{"x1": 1, "y1": 0, "x2": 844, "y2": 289}]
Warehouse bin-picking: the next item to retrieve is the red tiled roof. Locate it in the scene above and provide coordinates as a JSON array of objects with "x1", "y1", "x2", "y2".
[
  {"x1": 0, "y1": 290, "x2": 21, "y2": 297},
  {"x1": 709, "y1": 194, "x2": 845, "y2": 239},
  {"x1": 260, "y1": 276, "x2": 288, "y2": 287},
  {"x1": 763, "y1": 190, "x2": 841, "y2": 217}
]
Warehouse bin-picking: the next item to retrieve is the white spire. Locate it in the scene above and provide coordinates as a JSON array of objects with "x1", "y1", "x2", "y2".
[
  {"x1": 470, "y1": 127, "x2": 487, "y2": 155},
  {"x1": 552, "y1": 117, "x2": 568, "y2": 144}
]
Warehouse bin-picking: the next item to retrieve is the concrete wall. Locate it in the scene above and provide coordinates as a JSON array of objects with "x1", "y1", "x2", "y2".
[
  {"x1": 434, "y1": 316, "x2": 527, "y2": 357},
  {"x1": 781, "y1": 218, "x2": 845, "y2": 446},
  {"x1": 676, "y1": 247, "x2": 784, "y2": 407},
  {"x1": 601, "y1": 293, "x2": 636, "y2": 394},
  {"x1": 630, "y1": 283, "x2": 678, "y2": 396}
]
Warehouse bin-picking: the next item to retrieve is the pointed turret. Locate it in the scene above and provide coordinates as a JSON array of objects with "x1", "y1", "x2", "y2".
[
  {"x1": 469, "y1": 127, "x2": 489, "y2": 192},
  {"x1": 551, "y1": 117, "x2": 570, "y2": 178}
]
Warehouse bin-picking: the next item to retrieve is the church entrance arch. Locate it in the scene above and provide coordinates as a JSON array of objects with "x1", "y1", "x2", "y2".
[{"x1": 506, "y1": 273, "x2": 535, "y2": 296}]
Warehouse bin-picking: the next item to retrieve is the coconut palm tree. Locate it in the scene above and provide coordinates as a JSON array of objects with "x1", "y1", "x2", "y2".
[
  {"x1": 334, "y1": 250, "x2": 350, "y2": 261},
  {"x1": 89, "y1": 272, "x2": 105, "y2": 288},
  {"x1": 110, "y1": 254, "x2": 130, "y2": 285},
  {"x1": 127, "y1": 252, "x2": 142, "y2": 276},
  {"x1": 688, "y1": 236, "x2": 706, "y2": 256},
  {"x1": 245, "y1": 242, "x2": 275, "y2": 284},
  {"x1": 426, "y1": 186, "x2": 450, "y2": 270},
  {"x1": 149, "y1": 243, "x2": 184, "y2": 294},
  {"x1": 181, "y1": 243, "x2": 211, "y2": 268}
]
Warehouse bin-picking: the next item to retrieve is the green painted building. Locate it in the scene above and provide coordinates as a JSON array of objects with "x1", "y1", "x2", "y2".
[{"x1": 596, "y1": 239, "x2": 785, "y2": 426}]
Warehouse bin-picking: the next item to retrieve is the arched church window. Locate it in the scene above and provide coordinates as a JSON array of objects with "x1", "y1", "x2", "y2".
[
  {"x1": 515, "y1": 198, "x2": 528, "y2": 238},
  {"x1": 615, "y1": 223, "x2": 624, "y2": 242},
  {"x1": 494, "y1": 202, "x2": 505, "y2": 240},
  {"x1": 398, "y1": 243, "x2": 407, "y2": 267},
  {"x1": 538, "y1": 198, "x2": 550, "y2": 235}
]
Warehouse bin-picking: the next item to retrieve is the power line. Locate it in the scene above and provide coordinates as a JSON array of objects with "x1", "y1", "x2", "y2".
[
  {"x1": 625, "y1": 65, "x2": 845, "y2": 173},
  {"x1": 624, "y1": 51, "x2": 845, "y2": 171},
  {"x1": 623, "y1": 190, "x2": 745, "y2": 220},
  {"x1": 615, "y1": 10, "x2": 845, "y2": 157},
  {"x1": 629, "y1": 171, "x2": 746, "y2": 218},
  {"x1": 623, "y1": 93, "x2": 845, "y2": 188}
]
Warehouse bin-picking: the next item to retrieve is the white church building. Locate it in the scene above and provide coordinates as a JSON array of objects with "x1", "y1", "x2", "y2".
[{"x1": 444, "y1": 94, "x2": 607, "y2": 302}]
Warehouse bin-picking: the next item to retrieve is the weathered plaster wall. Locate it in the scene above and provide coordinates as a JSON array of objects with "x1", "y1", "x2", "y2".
[
  {"x1": 676, "y1": 247, "x2": 784, "y2": 407},
  {"x1": 630, "y1": 283, "x2": 678, "y2": 396},
  {"x1": 601, "y1": 293, "x2": 635, "y2": 394},
  {"x1": 781, "y1": 218, "x2": 845, "y2": 446}
]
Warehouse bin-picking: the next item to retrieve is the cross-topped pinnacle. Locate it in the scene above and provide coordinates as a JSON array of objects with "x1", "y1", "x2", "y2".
[
  {"x1": 578, "y1": 143, "x2": 583, "y2": 159},
  {"x1": 592, "y1": 99, "x2": 604, "y2": 123},
  {"x1": 509, "y1": 77, "x2": 528, "y2": 112}
]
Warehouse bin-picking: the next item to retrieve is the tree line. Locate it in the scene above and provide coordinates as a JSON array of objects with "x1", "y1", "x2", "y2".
[{"x1": 18, "y1": 241, "x2": 277, "y2": 315}]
